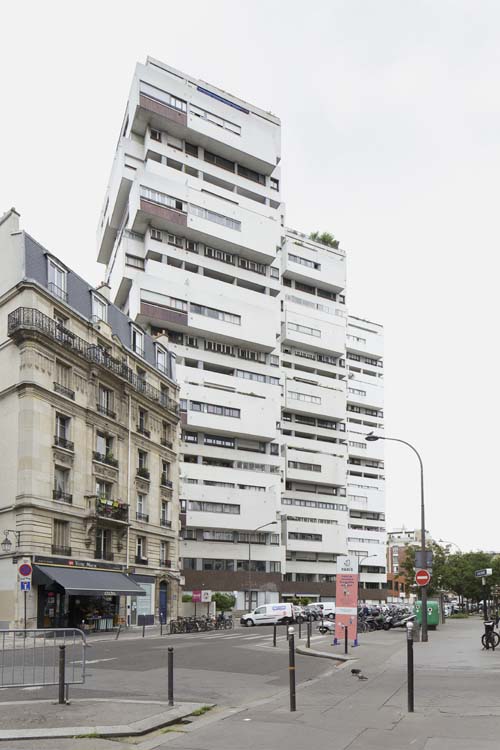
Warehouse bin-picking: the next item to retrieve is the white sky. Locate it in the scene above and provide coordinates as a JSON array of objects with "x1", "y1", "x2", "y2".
[{"x1": 1, "y1": 0, "x2": 497, "y2": 551}]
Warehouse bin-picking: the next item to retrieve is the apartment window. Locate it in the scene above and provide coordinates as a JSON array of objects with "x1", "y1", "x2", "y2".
[
  {"x1": 188, "y1": 401, "x2": 240, "y2": 418},
  {"x1": 236, "y1": 164, "x2": 265, "y2": 185},
  {"x1": 239, "y1": 347, "x2": 265, "y2": 363},
  {"x1": 183, "y1": 431, "x2": 198, "y2": 443},
  {"x1": 189, "y1": 203, "x2": 241, "y2": 232},
  {"x1": 189, "y1": 501, "x2": 240, "y2": 514},
  {"x1": 54, "y1": 360, "x2": 74, "y2": 399},
  {"x1": 150, "y1": 128, "x2": 162, "y2": 142},
  {"x1": 238, "y1": 257, "x2": 265, "y2": 275},
  {"x1": 204, "y1": 434, "x2": 235, "y2": 448},
  {"x1": 204, "y1": 150, "x2": 235, "y2": 173},
  {"x1": 96, "y1": 479, "x2": 112, "y2": 500},
  {"x1": 136, "y1": 493, "x2": 149, "y2": 521},
  {"x1": 156, "y1": 345, "x2": 168, "y2": 374},
  {"x1": 161, "y1": 460, "x2": 170, "y2": 486},
  {"x1": 288, "y1": 322, "x2": 321, "y2": 338},
  {"x1": 288, "y1": 253, "x2": 320, "y2": 271},
  {"x1": 289, "y1": 391, "x2": 321, "y2": 405},
  {"x1": 48, "y1": 258, "x2": 67, "y2": 301},
  {"x1": 203, "y1": 530, "x2": 234, "y2": 542},
  {"x1": 91, "y1": 293, "x2": 108, "y2": 323},
  {"x1": 182, "y1": 558, "x2": 197, "y2": 570},
  {"x1": 161, "y1": 501, "x2": 169, "y2": 527},
  {"x1": 55, "y1": 413, "x2": 71, "y2": 449},
  {"x1": 53, "y1": 466, "x2": 71, "y2": 502},
  {"x1": 140, "y1": 82, "x2": 187, "y2": 112},
  {"x1": 136, "y1": 536, "x2": 147, "y2": 560},
  {"x1": 205, "y1": 340, "x2": 234, "y2": 355},
  {"x1": 288, "y1": 532, "x2": 322, "y2": 542},
  {"x1": 205, "y1": 246, "x2": 235, "y2": 264},
  {"x1": 270, "y1": 177, "x2": 279, "y2": 191},
  {"x1": 94, "y1": 527, "x2": 112, "y2": 560},
  {"x1": 185, "y1": 142, "x2": 198, "y2": 157},
  {"x1": 190, "y1": 302, "x2": 240, "y2": 325},
  {"x1": 53, "y1": 520, "x2": 70, "y2": 554},
  {"x1": 160, "y1": 541, "x2": 168, "y2": 565},
  {"x1": 96, "y1": 431, "x2": 113, "y2": 459},
  {"x1": 138, "y1": 450, "x2": 148, "y2": 470},
  {"x1": 131, "y1": 326, "x2": 144, "y2": 357},
  {"x1": 288, "y1": 461, "x2": 321, "y2": 473},
  {"x1": 125, "y1": 254, "x2": 145, "y2": 270},
  {"x1": 348, "y1": 387, "x2": 366, "y2": 396},
  {"x1": 97, "y1": 385, "x2": 115, "y2": 418},
  {"x1": 270, "y1": 266, "x2": 280, "y2": 279},
  {"x1": 141, "y1": 186, "x2": 185, "y2": 212}
]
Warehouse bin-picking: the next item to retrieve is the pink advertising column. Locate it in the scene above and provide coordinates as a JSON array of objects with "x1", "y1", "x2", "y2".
[{"x1": 334, "y1": 556, "x2": 359, "y2": 646}]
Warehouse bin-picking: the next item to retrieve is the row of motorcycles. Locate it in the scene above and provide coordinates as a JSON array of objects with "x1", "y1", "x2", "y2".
[{"x1": 359, "y1": 605, "x2": 415, "y2": 631}]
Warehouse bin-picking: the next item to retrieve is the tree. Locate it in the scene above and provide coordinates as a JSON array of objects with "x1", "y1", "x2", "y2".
[
  {"x1": 212, "y1": 592, "x2": 236, "y2": 612},
  {"x1": 399, "y1": 541, "x2": 448, "y2": 596},
  {"x1": 309, "y1": 231, "x2": 340, "y2": 249}
]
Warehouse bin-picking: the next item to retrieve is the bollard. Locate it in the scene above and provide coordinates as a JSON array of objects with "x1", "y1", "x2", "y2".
[
  {"x1": 307, "y1": 619, "x2": 311, "y2": 649},
  {"x1": 142, "y1": 622, "x2": 146, "y2": 638},
  {"x1": 115, "y1": 624, "x2": 121, "y2": 641},
  {"x1": 407, "y1": 621, "x2": 414, "y2": 713},
  {"x1": 344, "y1": 626, "x2": 348, "y2": 655},
  {"x1": 288, "y1": 627, "x2": 296, "y2": 712},
  {"x1": 168, "y1": 647, "x2": 174, "y2": 706},
  {"x1": 58, "y1": 645, "x2": 66, "y2": 705},
  {"x1": 273, "y1": 624, "x2": 277, "y2": 647},
  {"x1": 160, "y1": 619, "x2": 163, "y2": 637},
  {"x1": 299, "y1": 619, "x2": 302, "y2": 640}
]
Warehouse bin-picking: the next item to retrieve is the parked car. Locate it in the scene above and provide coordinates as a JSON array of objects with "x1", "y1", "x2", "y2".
[
  {"x1": 240, "y1": 602, "x2": 299, "y2": 627},
  {"x1": 316, "y1": 602, "x2": 336, "y2": 620}
]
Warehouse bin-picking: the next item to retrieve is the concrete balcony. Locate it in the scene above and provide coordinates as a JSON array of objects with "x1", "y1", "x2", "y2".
[
  {"x1": 282, "y1": 241, "x2": 346, "y2": 292},
  {"x1": 346, "y1": 327, "x2": 384, "y2": 358},
  {"x1": 347, "y1": 378, "x2": 384, "y2": 409},
  {"x1": 284, "y1": 377, "x2": 346, "y2": 420},
  {"x1": 286, "y1": 447, "x2": 346, "y2": 487},
  {"x1": 282, "y1": 311, "x2": 345, "y2": 357}
]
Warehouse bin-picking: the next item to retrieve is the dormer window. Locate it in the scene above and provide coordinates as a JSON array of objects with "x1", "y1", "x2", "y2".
[
  {"x1": 92, "y1": 293, "x2": 108, "y2": 323},
  {"x1": 48, "y1": 258, "x2": 67, "y2": 302},
  {"x1": 131, "y1": 326, "x2": 144, "y2": 357},
  {"x1": 155, "y1": 344, "x2": 168, "y2": 375}
]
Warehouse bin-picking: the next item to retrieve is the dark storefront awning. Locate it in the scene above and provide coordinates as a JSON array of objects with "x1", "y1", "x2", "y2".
[{"x1": 34, "y1": 565, "x2": 146, "y2": 596}]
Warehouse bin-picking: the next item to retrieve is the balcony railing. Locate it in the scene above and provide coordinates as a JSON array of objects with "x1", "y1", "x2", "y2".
[
  {"x1": 93, "y1": 451, "x2": 119, "y2": 468},
  {"x1": 54, "y1": 435, "x2": 74, "y2": 451},
  {"x1": 48, "y1": 283, "x2": 67, "y2": 302},
  {"x1": 136, "y1": 425, "x2": 151, "y2": 438},
  {"x1": 94, "y1": 550, "x2": 114, "y2": 561},
  {"x1": 8, "y1": 308, "x2": 179, "y2": 414},
  {"x1": 136, "y1": 512, "x2": 150, "y2": 522},
  {"x1": 135, "y1": 556, "x2": 148, "y2": 565},
  {"x1": 52, "y1": 489, "x2": 73, "y2": 504},
  {"x1": 161, "y1": 438, "x2": 173, "y2": 449},
  {"x1": 160, "y1": 475, "x2": 173, "y2": 488},
  {"x1": 137, "y1": 467, "x2": 150, "y2": 480},
  {"x1": 159, "y1": 559, "x2": 172, "y2": 568},
  {"x1": 97, "y1": 403, "x2": 116, "y2": 419},
  {"x1": 94, "y1": 498, "x2": 129, "y2": 522},
  {"x1": 52, "y1": 545, "x2": 71, "y2": 556},
  {"x1": 53, "y1": 382, "x2": 75, "y2": 400},
  {"x1": 160, "y1": 519, "x2": 172, "y2": 528}
]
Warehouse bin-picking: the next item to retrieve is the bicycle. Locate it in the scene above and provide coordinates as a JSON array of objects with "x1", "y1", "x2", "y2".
[{"x1": 482, "y1": 621, "x2": 499, "y2": 650}]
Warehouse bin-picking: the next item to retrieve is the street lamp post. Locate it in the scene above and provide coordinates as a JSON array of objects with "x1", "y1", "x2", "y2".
[
  {"x1": 247, "y1": 521, "x2": 277, "y2": 611},
  {"x1": 365, "y1": 432, "x2": 429, "y2": 643}
]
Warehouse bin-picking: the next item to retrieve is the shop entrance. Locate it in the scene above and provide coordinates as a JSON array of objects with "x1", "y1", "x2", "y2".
[{"x1": 159, "y1": 582, "x2": 168, "y2": 623}]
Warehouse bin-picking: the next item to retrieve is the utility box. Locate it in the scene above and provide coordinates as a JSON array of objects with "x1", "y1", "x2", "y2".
[{"x1": 414, "y1": 600, "x2": 439, "y2": 630}]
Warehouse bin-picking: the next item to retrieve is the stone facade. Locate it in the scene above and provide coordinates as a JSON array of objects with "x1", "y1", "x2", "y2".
[{"x1": 0, "y1": 209, "x2": 181, "y2": 629}]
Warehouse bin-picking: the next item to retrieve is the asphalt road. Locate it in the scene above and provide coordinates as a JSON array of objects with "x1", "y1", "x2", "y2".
[{"x1": 0, "y1": 626, "x2": 335, "y2": 708}]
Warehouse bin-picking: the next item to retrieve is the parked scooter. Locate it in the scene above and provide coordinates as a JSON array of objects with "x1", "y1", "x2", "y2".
[{"x1": 383, "y1": 612, "x2": 415, "y2": 630}]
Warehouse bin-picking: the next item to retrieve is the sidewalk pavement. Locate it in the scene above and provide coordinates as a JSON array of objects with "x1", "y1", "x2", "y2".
[{"x1": 1, "y1": 617, "x2": 498, "y2": 750}]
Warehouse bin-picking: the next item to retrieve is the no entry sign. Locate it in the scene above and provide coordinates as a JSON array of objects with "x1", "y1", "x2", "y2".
[{"x1": 415, "y1": 569, "x2": 431, "y2": 586}]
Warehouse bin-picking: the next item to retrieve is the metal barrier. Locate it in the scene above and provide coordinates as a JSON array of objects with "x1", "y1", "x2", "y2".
[{"x1": 0, "y1": 629, "x2": 87, "y2": 689}]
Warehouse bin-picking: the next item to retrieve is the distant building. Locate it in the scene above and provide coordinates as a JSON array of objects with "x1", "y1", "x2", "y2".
[
  {"x1": 0, "y1": 208, "x2": 180, "y2": 630},
  {"x1": 386, "y1": 528, "x2": 432, "y2": 602}
]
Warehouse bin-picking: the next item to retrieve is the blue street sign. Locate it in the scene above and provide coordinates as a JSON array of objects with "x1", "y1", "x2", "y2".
[{"x1": 20, "y1": 580, "x2": 31, "y2": 591}]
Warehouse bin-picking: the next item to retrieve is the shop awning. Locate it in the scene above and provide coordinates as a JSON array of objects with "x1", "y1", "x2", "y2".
[{"x1": 34, "y1": 565, "x2": 146, "y2": 596}]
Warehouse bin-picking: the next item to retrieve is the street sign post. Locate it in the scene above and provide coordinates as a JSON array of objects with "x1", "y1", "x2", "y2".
[
  {"x1": 415, "y1": 550, "x2": 433, "y2": 570},
  {"x1": 415, "y1": 569, "x2": 431, "y2": 587},
  {"x1": 17, "y1": 558, "x2": 32, "y2": 632},
  {"x1": 475, "y1": 568, "x2": 492, "y2": 578},
  {"x1": 20, "y1": 580, "x2": 31, "y2": 591},
  {"x1": 475, "y1": 569, "x2": 493, "y2": 621}
]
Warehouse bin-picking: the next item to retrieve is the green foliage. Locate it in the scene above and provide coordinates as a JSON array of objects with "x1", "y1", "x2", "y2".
[
  {"x1": 182, "y1": 594, "x2": 193, "y2": 603},
  {"x1": 291, "y1": 597, "x2": 312, "y2": 606},
  {"x1": 212, "y1": 592, "x2": 236, "y2": 612},
  {"x1": 448, "y1": 613, "x2": 469, "y2": 619},
  {"x1": 400, "y1": 543, "x2": 500, "y2": 602},
  {"x1": 191, "y1": 705, "x2": 214, "y2": 716},
  {"x1": 309, "y1": 231, "x2": 340, "y2": 249}
]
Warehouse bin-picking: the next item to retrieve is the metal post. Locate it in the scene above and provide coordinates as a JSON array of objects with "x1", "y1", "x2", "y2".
[
  {"x1": 58, "y1": 645, "x2": 66, "y2": 705},
  {"x1": 288, "y1": 627, "x2": 296, "y2": 712},
  {"x1": 273, "y1": 624, "x2": 277, "y2": 647},
  {"x1": 142, "y1": 621, "x2": 145, "y2": 638},
  {"x1": 344, "y1": 626, "x2": 348, "y2": 655},
  {"x1": 440, "y1": 592, "x2": 446, "y2": 625},
  {"x1": 115, "y1": 624, "x2": 121, "y2": 640},
  {"x1": 483, "y1": 579, "x2": 488, "y2": 621},
  {"x1": 299, "y1": 619, "x2": 302, "y2": 639},
  {"x1": 407, "y1": 621, "x2": 414, "y2": 712},
  {"x1": 168, "y1": 647, "x2": 174, "y2": 706},
  {"x1": 160, "y1": 619, "x2": 163, "y2": 636},
  {"x1": 307, "y1": 619, "x2": 311, "y2": 648},
  {"x1": 24, "y1": 590, "x2": 27, "y2": 633}
]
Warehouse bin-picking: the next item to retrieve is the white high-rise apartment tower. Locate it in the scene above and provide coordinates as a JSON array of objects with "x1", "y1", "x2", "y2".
[{"x1": 98, "y1": 57, "x2": 386, "y2": 607}]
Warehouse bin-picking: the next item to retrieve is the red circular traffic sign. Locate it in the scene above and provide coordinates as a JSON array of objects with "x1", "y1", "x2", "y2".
[
  {"x1": 18, "y1": 562, "x2": 32, "y2": 577},
  {"x1": 415, "y1": 568, "x2": 431, "y2": 586}
]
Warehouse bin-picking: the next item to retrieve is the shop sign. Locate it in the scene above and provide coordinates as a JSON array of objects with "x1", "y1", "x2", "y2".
[
  {"x1": 33, "y1": 555, "x2": 125, "y2": 571},
  {"x1": 335, "y1": 555, "x2": 359, "y2": 643},
  {"x1": 201, "y1": 590, "x2": 212, "y2": 603},
  {"x1": 192, "y1": 590, "x2": 202, "y2": 602}
]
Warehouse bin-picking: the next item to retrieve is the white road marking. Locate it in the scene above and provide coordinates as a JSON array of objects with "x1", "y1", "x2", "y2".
[{"x1": 71, "y1": 658, "x2": 117, "y2": 665}]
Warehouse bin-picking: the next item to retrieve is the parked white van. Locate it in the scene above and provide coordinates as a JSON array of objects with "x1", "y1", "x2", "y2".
[{"x1": 240, "y1": 603, "x2": 299, "y2": 627}]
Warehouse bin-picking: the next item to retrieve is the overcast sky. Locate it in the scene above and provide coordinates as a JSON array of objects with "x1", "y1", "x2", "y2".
[{"x1": 1, "y1": 0, "x2": 498, "y2": 551}]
